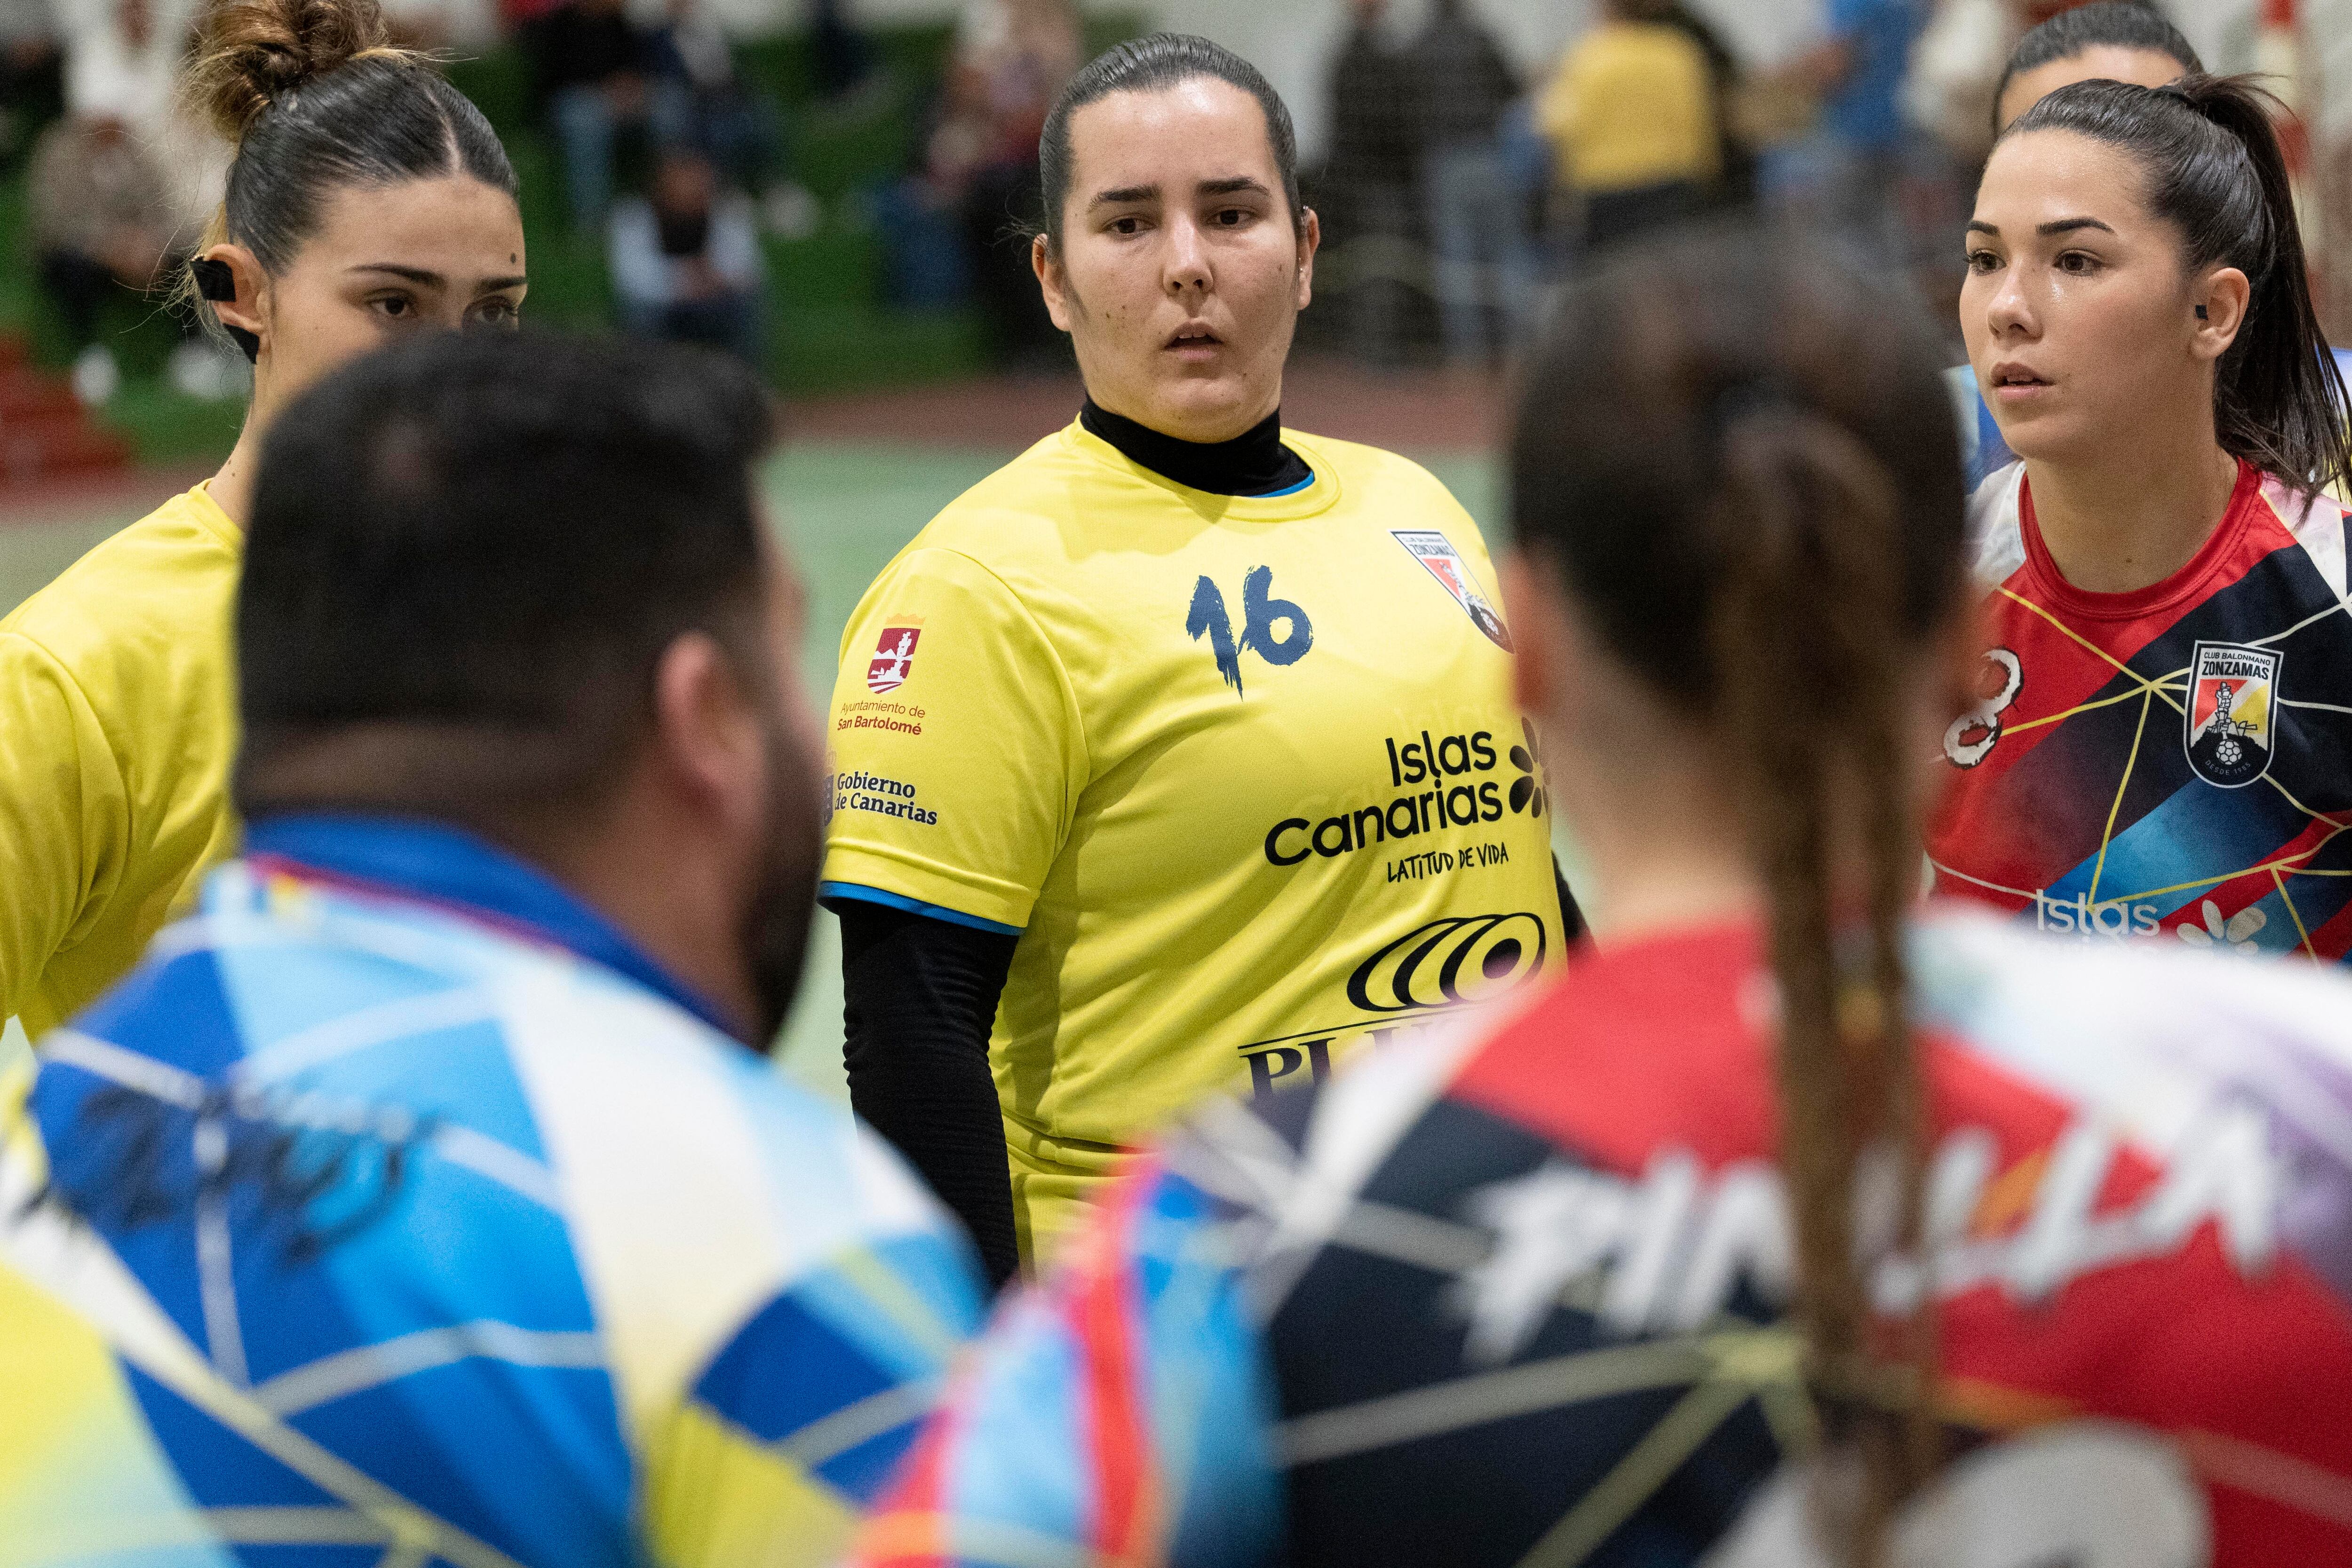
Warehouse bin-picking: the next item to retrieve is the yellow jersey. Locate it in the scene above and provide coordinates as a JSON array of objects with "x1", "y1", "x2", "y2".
[
  {"x1": 821, "y1": 420, "x2": 1562, "y2": 1258},
  {"x1": 1539, "y1": 23, "x2": 1719, "y2": 195},
  {"x1": 0, "y1": 485, "x2": 240, "y2": 1039}
]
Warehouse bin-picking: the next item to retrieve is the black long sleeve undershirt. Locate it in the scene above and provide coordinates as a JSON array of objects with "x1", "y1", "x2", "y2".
[
  {"x1": 1555, "y1": 855, "x2": 1587, "y2": 947},
  {"x1": 837, "y1": 902, "x2": 1022, "y2": 1289}
]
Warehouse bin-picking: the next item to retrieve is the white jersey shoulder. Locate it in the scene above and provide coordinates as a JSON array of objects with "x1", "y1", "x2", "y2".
[
  {"x1": 2259, "y1": 470, "x2": 2350, "y2": 600},
  {"x1": 1964, "y1": 460, "x2": 2028, "y2": 588}
]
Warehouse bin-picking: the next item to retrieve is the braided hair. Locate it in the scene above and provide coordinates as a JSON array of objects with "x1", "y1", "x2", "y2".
[{"x1": 1510, "y1": 220, "x2": 1969, "y2": 1564}]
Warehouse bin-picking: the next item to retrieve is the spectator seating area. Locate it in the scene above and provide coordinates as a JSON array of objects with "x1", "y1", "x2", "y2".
[{"x1": 0, "y1": 9, "x2": 1141, "y2": 466}]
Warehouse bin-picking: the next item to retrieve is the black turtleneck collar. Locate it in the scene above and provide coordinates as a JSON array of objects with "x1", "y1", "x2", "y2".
[{"x1": 1080, "y1": 398, "x2": 1313, "y2": 498}]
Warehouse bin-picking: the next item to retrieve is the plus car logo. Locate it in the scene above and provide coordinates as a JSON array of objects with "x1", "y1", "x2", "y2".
[{"x1": 1348, "y1": 911, "x2": 1549, "y2": 1013}]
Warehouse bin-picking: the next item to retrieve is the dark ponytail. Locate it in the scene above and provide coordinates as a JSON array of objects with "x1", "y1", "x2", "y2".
[
  {"x1": 1511, "y1": 222, "x2": 1967, "y2": 1566},
  {"x1": 176, "y1": 0, "x2": 516, "y2": 327},
  {"x1": 2010, "y1": 75, "x2": 2352, "y2": 496}
]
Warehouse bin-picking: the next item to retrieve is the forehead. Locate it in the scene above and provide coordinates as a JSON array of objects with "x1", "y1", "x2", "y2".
[
  {"x1": 302, "y1": 175, "x2": 525, "y2": 273},
  {"x1": 1978, "y1": 127, "x2": 2151, "y2": 223},
  {"x1": 1064, "y1": 76, "x2": 1279, "y2": 190}
]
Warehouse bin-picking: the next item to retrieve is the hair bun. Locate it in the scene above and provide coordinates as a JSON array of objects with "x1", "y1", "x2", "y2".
[{"x1": 186, "y1": 0, "x2": 395, "y2": 143}]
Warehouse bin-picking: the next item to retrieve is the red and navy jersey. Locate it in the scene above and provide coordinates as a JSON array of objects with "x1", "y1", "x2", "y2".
[
  {"x1": 852, "y1": 909, "x2": 2352, "y2": 1568},
  {"x1": 1928, "y1": 458, "x2": 2352, "y2": 958}
]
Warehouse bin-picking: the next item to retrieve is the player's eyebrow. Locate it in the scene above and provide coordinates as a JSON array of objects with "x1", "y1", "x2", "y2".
[
  {"x1": 350, "y1": 263, "x2": 447, "y2": 287},
  {"x1": 1091, "y1": 183, "x2": 1159, "y2": 207},
  {"x1": 350, "y1": 263, "x2": 528, "y2": 294},
  {"x1": 1965, "y1": 217, "x2": 2117, "y2": 238},
  {"x1": 1197, "y1": 175, "x2": 1270, "y2": 199}
]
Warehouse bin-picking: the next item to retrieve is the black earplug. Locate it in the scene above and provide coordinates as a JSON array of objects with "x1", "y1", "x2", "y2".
[
  {"x1": 190, "y1": 257, "x2": 235, "y2": 301},
  {"x1": 189, "y1": 258, "x2": 261, "y2": 365},
  {"x1": 2195, "y1": 305, "x2": 2209, "y2": 320}
]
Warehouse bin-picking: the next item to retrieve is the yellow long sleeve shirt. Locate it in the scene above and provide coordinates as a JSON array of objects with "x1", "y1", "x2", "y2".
[
  {"x1": 0, "y1": 485, "x2": 240, "y2": 1037},
  {"x1": 1539, "y1": 22, "x2": 1719, "y2": 195}
]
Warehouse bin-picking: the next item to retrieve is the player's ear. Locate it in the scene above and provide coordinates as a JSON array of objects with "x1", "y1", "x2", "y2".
[
  {"x1": 2189, "y1": 263, "x2": 2251, "y2": 363},
  {"x1": 652, "y1": 631, "x2": 765, "y2": 839},
  {"x1": 1033, "y1": 232, "x2": 1075, "y2": 332},
  {"x1": 1294, "y1": 206, "x2": 1319, "y2": 310},
  {"x1": 194, "y1": 243, "x2": 269, "y2": 362}
]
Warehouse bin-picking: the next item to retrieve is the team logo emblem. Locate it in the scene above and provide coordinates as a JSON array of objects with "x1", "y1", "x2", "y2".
[
  {"x1": 866, "y1": 625, "x2": 922, "y2": 694},
  {"x1": 1393, "y1": 530, "x2": 1512, "y2": 650},
  {"x1": 2185, "y1": 641, "x2": 2281, "y2": 788}
]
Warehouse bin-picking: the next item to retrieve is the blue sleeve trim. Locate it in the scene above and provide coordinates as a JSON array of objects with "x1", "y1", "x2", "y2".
[
  {"x1": 818, "y1": 882, "x2": 1024, "y2": 936},
  {"x1": 1261, "y1": 469, "x2": 1316, "y2": 498}
]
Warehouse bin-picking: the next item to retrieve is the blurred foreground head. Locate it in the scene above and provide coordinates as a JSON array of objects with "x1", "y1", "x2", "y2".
[
  {"x1": 236, "y1": 331, "x2": 821, "y2": 1045},
  {"x1": 1505, "y1": 220, "x2": 1971, "y2": 1557},
  {"x1": 1993, "y1": 0, "x2": 2201, "y2": 132}
]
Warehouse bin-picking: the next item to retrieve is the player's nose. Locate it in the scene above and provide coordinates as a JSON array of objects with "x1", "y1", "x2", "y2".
[
  {"x1": 1162, "y1": 216, "x2": 1212, "y2": 296},
  {"x1": 1985, "y1": 268, "x2": 2037, "y2": 339}
]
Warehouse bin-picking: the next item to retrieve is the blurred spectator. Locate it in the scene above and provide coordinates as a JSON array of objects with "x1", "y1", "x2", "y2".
[
  {"x1": 57, "y1": 0, "x2": 175, "y2": 134},
  {"x1": 810, "y1": 0, "x2": 873, "y2": 102},
  {"x1": 57, "y1": 0, "x2": 228, "y2": 243},
  {"x1": 1654, "y1": 0, "x2": 1750, "y2": 206},
  {"x1": 28, "y1": 114, "x2": 168, "y2": 402},
  {"x1": 1905, "y1": 0, "x2": 2016, "y2": 166},
  {"x1": 646, "y1": 0, "x2": 778, "y2": 194},
  {"x1": 1767, "y1": 0, "x2": 1928, "y2": 242},
  {"x1": 1322, "y1": 0, "x2": 1416, "y2": 366},
  {"x1": 0, "y1": 0, "x2": 61, "y2": 168},
  {"x1": 39, "y1": 0, "x2": 237, "y2": 403},
  {"x1": 1539, "y1": 0, "x2": 1718, "y2": 253},
  {"x1": 525, "y1": 0, "x2": 652, "y2": 229},
  {"x1": 941, "y1": 0, "x2": 1079, "y2": 366},
  {"x1": 1410, "y1": 0, "x2": 1529, "y2": 366},
  {"x1": 610, "y1": 147, "x2": 764, "y2": 365}
]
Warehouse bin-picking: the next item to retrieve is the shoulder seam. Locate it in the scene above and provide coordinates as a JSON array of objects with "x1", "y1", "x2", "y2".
[{"x1": 891, "y1": 545, "x2": 1094, "y2": 819}]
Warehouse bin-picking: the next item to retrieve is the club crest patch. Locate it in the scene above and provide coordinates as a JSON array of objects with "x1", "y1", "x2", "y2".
[
  {"x1": 1393, "y1": 530, "x2": 1512, "y2": 650},
  {"x1": 2185, "y1": 641, "x2": 2281, "y2": 788},
  {"x1": 867, "y1": 624, "x2": 923, "y2": 694}
]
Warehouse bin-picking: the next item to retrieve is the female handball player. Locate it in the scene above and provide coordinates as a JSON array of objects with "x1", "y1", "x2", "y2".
[
  {"x1": 0, "y1": 0, "x2": 525, "y2": 1039},
  {"x1": 1928, "y1": 75, "x2": 2352, "y2": 960},
  {"x1": 820, "y1": 35, "x2": 1577, "y2": 1282}
]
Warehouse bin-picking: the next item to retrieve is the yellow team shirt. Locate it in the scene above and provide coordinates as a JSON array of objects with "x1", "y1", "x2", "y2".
[
  {"x1": 0, "y1": 486, "x2": 240, "y2": 1038},
  {"x1": 821, "y1": 421, "x2": 1562, "y2": 1259},
  {"x1": 1539, "y1": 22, "x2": 1719, "y2": 194}
]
